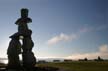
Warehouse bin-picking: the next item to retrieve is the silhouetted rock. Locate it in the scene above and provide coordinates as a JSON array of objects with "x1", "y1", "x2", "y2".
[
  {"x1": 7, "y1": 8, "x2": 36, "y2": 71},
  {"x1": 15, "y1": 8, "x2": 32, "y2": 34},
  {"x1": 7, "y1": 34, "x2": 21, "y2": 69}
]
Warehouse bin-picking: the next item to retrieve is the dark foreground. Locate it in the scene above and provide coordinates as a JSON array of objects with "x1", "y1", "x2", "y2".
[
  {"x1": 38, "y1": 61, "x2": 108, "y2": 71},
  {"x1": 0, "y1": 64, "x2": 59, "y2": 71},
  {"x1": 0, "y1": 67, "x2": 59, "y2": 71},
  {"x1": 1, "y1": 61, "x2": 108, "y2": 71}
]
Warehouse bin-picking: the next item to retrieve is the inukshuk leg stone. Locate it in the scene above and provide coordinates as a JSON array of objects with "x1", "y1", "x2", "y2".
[
  {"x1": 7, "y1": 33, "x2": 22, "y2": 69},
  {"x1": 15, "y1": 8, "x2": 36, "y2": 70}
]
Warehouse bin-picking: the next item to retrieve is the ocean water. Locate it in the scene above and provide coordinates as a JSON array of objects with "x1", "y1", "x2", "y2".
[
  {"x1": 0, "y1": 59, "x2": 8, "y2": 64},
  {"x1": 0, "y1": 58, "x2": 64, "y2": 64}
]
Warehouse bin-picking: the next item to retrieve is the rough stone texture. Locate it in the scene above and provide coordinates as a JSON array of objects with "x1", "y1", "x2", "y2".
[
  {"x1": 22, "y1": 31, "x2": 36, "y2": 69},
  {"x1": 7, "y1": 34, "x2": 21, "y2": 69}
]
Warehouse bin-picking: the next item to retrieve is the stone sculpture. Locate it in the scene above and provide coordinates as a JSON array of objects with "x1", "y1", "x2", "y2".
[{"x1": 7, "y1": 8, "x2": 36, "y2": 70}]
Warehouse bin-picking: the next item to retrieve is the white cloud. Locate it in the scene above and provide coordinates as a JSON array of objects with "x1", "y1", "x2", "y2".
[
  {"x1": 37, "y1": 56, "x2": 61, "y2": 59},
  {"x1": 65, "y1": 44, "x2": 108, "y2": 60},
  {"x1": 34, "y1": 45, "x2": 108, "y2": 60},
  {"x1": 46, "y1": 24, "x2": 108, "y2": 46},
  {"x1": 47, "y1": 33, "x2": 78, "y2": 45},
  {"x1": 46, "y1": 27, "x2": 91, "y2": 46},
  {"x1": 99, "y1": 45, "x2": 108, "y2": 53}
]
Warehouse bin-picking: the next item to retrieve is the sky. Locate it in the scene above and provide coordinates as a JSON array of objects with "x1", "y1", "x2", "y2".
[{"x1": 0, "y1": 0, "x2": 108, "y2": 60}]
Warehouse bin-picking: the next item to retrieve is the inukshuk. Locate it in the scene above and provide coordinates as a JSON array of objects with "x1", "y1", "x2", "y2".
[{"x1": 7, "y1": 8, "x2": 36, "y2": 70}]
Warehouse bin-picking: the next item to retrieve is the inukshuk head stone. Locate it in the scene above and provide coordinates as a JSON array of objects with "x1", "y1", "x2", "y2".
[
  {"x1": 21, "y1": 8, "x2": 28, "y2": 18},
  {"x1": 15, "y1": 8, "x2": 32, "y2": 34}
]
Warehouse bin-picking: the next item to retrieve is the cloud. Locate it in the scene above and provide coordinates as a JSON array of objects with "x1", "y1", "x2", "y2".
[
  {"x1": 65, "y1": 44, "x2": 108, "y2": 60},
  {"x1": 47, "y1": 33, "x2": 78, "y2": 45},
  {"x1": 99, "y1": 45, "x2": 108, "y2": 53},
  {"x1": 47, "y1": 24, "x2": 108, "y2": 46},
  {"x1": 46, "y1": 27, "x2": 91, "y2": 46}
]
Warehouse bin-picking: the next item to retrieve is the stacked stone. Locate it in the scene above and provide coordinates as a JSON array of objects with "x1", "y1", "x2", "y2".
[{"x1": 7, "y1": 8, "x2": 36, "y2": 70}]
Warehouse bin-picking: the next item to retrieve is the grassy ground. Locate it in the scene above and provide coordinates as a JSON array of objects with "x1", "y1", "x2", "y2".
[{"x1": 37, "y1": 61, "x2": 108, "y2": 71}]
